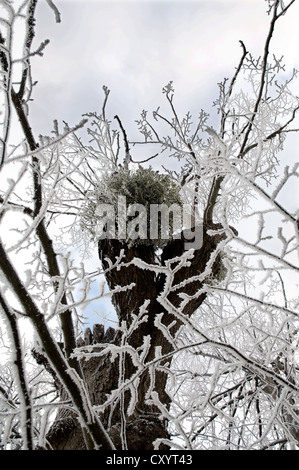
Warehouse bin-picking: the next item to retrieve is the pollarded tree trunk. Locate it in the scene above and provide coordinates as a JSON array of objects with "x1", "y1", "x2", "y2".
[{"x1": 47, "y1": 224, "x2": 226, "y2": 450}]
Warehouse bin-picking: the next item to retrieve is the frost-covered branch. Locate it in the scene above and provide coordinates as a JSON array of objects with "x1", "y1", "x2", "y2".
[{"x1": 0, "y1": 293, "x2": 33, "y2": 449}]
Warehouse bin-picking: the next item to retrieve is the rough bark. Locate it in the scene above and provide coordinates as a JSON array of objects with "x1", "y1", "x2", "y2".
[{"x1": 47, "y1": 224, "x2": 226, "y2": 450}]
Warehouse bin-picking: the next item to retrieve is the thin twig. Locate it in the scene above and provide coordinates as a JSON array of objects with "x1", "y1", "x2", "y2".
[{"x1": 114, "y1": 114, "x2": 131, "y2": 170}]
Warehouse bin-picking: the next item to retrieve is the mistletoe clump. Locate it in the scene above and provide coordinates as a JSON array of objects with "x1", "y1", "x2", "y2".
[{"x1": 81, "y1": 166, "x2": 183, "y2": 249}]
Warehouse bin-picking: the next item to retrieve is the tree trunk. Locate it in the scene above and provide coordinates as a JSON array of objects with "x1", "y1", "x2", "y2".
[{"x1": 47, "y1": 225, "x2": 226, "y2": 450}]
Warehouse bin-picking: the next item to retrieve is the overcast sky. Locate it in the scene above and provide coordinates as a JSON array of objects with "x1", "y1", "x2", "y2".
[
  {"x1": 30, "y1": 0, "x2": 299, "y2": 141},
  {"x1": 26, "y1": 0, "x2": 299, "y2": 329}
]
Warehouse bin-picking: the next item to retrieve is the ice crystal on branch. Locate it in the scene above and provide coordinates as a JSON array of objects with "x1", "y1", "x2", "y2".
[{"x1": 1, "y1": 0, "x2": 299, "y2": 451}]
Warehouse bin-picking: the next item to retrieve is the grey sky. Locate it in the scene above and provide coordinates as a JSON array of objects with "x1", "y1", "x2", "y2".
[
  {"x1": 27, "y1": 0, "x2": 299, "y2": 329},
  {"x1": 30, "y1": 0, "x2": 299, "y2": 141}
]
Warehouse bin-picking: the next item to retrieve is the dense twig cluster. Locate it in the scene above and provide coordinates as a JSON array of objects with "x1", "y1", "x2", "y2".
[{"x1": 0, "y1": 0, "x2": 298, "y2": 450}]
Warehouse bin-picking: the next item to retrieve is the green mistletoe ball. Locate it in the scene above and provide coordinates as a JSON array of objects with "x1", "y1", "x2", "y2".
[{"x1": 81, "y1": 167, "x2": 183, "y2": 249}]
